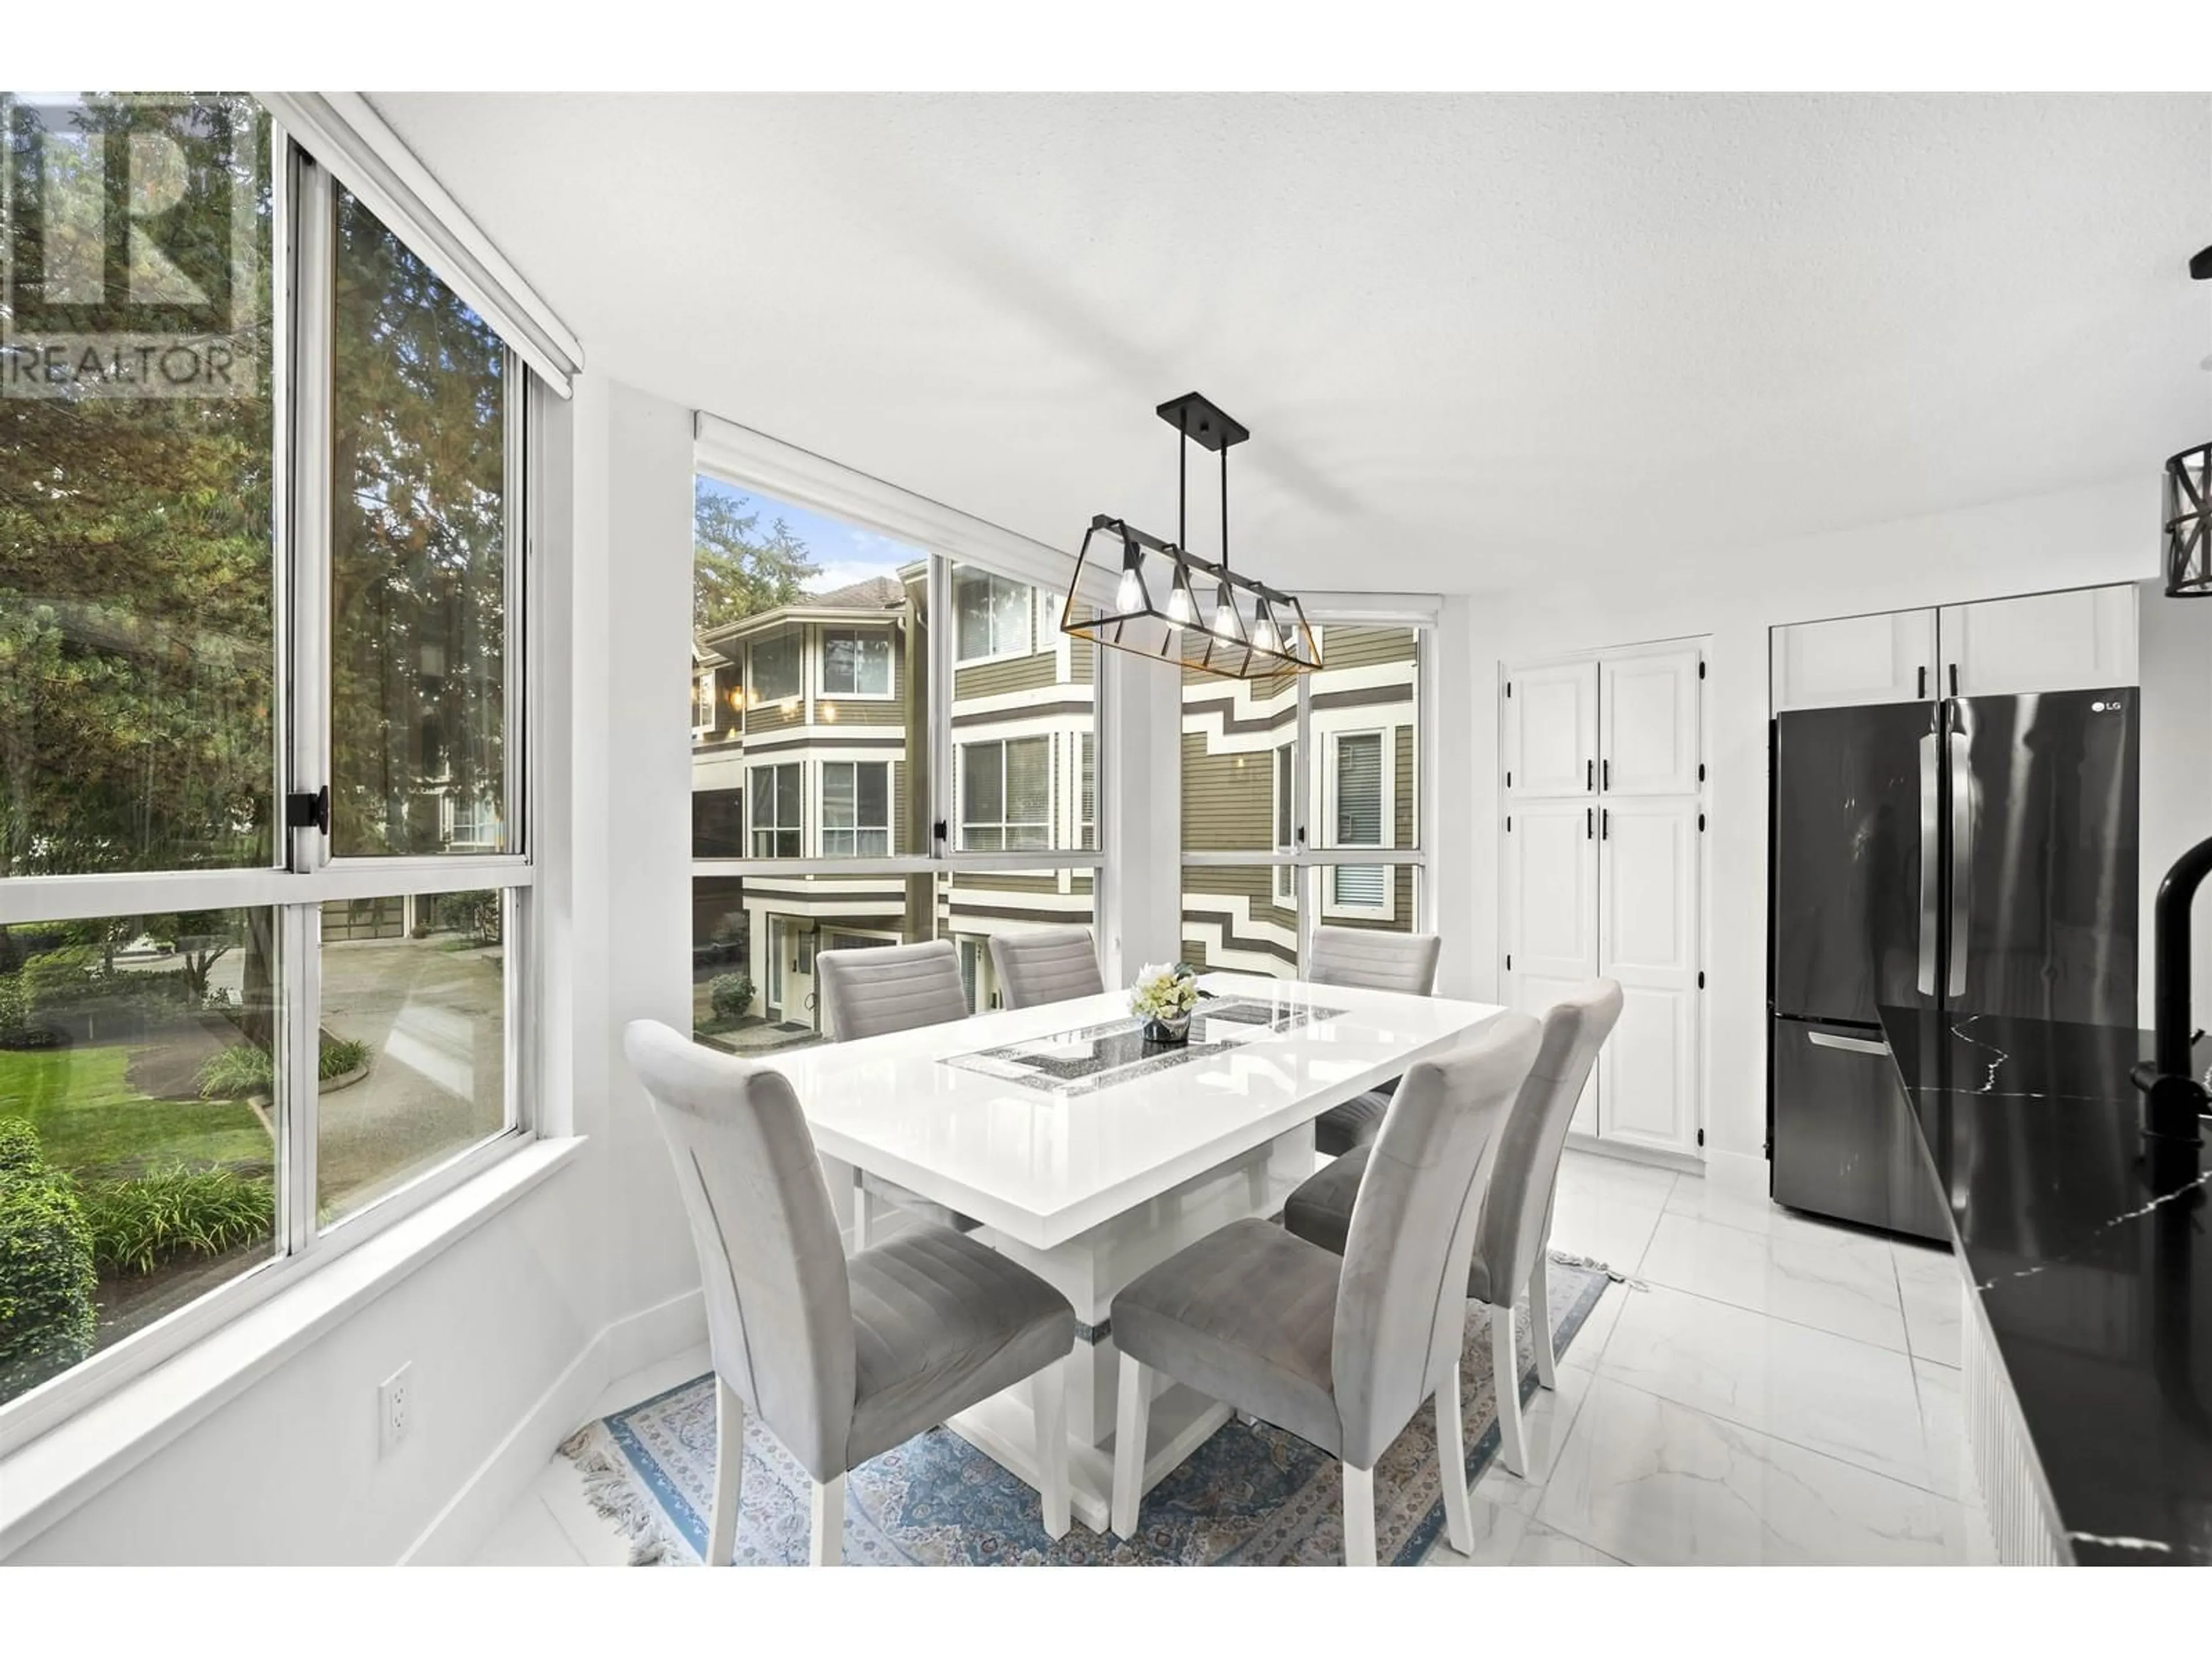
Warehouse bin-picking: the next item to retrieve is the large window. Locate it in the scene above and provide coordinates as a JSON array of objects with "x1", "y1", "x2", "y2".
[
  {"x1": 959, "y1": 736, "x2": 1051, "y2": 852},
  {"x1": 0, "y1": 95, "x2": 539, "y2": 1425},
  {"x1": 821, "y1": 761, "x2": 891, "y2": 857},
  {"x1": 749, "y1": 763, "x2": 802, "y2": 858},
  {"x1": 690, "y1": 474, "x2": 1099, "y2": 1051},
  {"x1": 1181, "y1": 624, "x2": 1426, "y2": 976}
]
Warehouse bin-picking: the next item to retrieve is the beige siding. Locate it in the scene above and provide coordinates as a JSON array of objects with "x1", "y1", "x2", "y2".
[
  {"x1": 819, "y1": 698, "x2": 903, "y2": 727},
  {"x1": 1181, "y1": 732, "x2": 1274, "y2": 852},
  {"x1": 956, "y1": 649, "x2": 1059, "y2": 701},
  {"x1": 1318, "y1": 624, "x2": 1418, "y2": 673},
  {"x1": 1069, "y1": 636, "x2": 1094, "y2": 681}
]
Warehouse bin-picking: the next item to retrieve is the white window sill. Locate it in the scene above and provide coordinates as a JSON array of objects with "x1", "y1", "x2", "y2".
[{"x1": 0, "y1": 1135, "x2": 587, "y2": 1560}]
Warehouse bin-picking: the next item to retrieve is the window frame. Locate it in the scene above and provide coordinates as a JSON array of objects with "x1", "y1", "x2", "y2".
[
  {"x1": 749, "y1": 628, "x2": 803, "y2": 706},
  {"x1": 749, "y1": 762, "x2": 804, "y2": 859},
  {"x1": 819, "y1": 759, "x2": 892, "y2": 858},
  {"x1": 816, "y1": 626, "x2": 896, "y2": 701},
  {"x1": 1272, "y1": 740, "x2": 1298, "y2": 904},
  {"x1": 694, "y1": 666, "x2": 718, "y2": 737},
  {"x1": 0, "y1": 114, "x2": 544, "y2": 1454},
  {"x1": 1320, "y1": 728, "x2": 1393, "y2": 921},
  {"x1": 952, "y1": 567, "x2": 1036, "y2": 665},
  {"x1": 958, "y1": 734, "x2": 1054, "y2": 854},
  {"x1": 1178, "y1": 619, "x2": 1431, "y2": 973}
]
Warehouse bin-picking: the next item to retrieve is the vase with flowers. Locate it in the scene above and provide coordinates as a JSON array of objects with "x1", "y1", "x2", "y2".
[{"x1": 1130, "y1": 961, "x2": 1201, "y2": 1045}]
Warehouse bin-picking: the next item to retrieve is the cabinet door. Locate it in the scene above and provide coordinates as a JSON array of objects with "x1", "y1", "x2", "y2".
[
  {"x1": 1504, "y1": 661, "x2": 1597, "y2": 796},
  {"x1": 1596, "y1": 798, "x2": 1700, "y2": 1154},
  {"x1": 1503, "y1": 800, "x2": 1599, "y2": 1134},
  {"x1": 1938, "y1": 585, "x2": 2138, "y2": 698},
  {"x1": 1770, "y1": 610, "x2": 1936, "y2": 711},
  {"x1": 1600, "y1": 647, "x2": 1701, "y2": 795}
]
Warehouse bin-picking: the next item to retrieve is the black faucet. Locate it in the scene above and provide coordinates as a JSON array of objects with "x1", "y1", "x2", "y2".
[{"x1": 2133, "y1": 832, "x2": 2212, "y2": 1145}]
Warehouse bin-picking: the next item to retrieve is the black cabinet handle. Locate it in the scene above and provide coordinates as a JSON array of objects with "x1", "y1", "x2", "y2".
[
  {"x1": 1948, "y1": 664, "x2": 1960, "y2": 697},
  {"x1": 1601, "y1": 808, "x2": 1610, "y2": 840},
  {"x1": 1916, "y1": 665, "x2": 1927, "y2": 699},
  {"x1": 1586, "y1": 806, "x2": 1593, "y2": 839},
  {"x1": 1586, "y1": 759, "x2": 1593, "y2": 791},
  {"x1": 1602, "y1": 758, "x2": 1610, "y2": 790}
]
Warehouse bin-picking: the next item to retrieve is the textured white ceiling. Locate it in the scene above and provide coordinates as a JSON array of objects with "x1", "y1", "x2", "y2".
[{"x1": 372, "y1": 92, "x2": 2211, "y2": 594}]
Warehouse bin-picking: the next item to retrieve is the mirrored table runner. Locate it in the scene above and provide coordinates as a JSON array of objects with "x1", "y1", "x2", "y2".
[{"x1": 941, "y1": 997, "x2": 1350, "y2": 1097}]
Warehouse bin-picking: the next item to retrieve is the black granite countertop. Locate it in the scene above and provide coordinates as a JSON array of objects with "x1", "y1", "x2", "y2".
[{"x1": 1878, "y1": 1006, "x2": 2212, "y2": 1567}]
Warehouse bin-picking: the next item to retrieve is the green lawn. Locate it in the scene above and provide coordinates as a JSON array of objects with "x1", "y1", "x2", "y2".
[{"x1": 0, "y1": 1045, "x2": 272, "y2": 1176}]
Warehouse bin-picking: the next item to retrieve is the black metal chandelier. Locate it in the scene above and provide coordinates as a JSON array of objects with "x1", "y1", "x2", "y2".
[
  {"x1": 2161, "y1": 246, "x2": 2212, "y2": 599},
  {"x1": 1060, "y1": 392, "x2": 1321, "y2": 679}
]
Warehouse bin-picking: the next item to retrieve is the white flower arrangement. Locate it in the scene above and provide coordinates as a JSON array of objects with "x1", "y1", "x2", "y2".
[{"x1": 1130, "y1": 961, "x2": 1200, "y2": 1022}]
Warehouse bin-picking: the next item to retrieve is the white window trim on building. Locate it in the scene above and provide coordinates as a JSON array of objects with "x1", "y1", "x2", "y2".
[
  {"x1": 820, "y1": 759, "x2": 893, "y2": 858},
  {"x1": 952, "y1": 568, "x2": 1037, "y2": 665},
  {"x1": 816, "y1": 626, "x2": 896, "y2": 700},
  {"x1": 1320, "y1": 727, "x2": 1395, "y2": 921}
]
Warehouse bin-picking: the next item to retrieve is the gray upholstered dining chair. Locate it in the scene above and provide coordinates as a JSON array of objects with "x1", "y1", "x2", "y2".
[
  {"x1": 1107, "y1": 1012, "x2": 1542, "y2": 1565},
  {"x1": 1306, "y1": 926, "x2": 1443, "y2": 1157},
  {"x1": 1282, "y1": 980, "x2": 1622, "y2": 1479},
  {"x1": 815, "y1": 940, "x2": 978, "y2": 1244},
  {"x1": 987, "y1": 926, "x2": 1105, "y2": 1010},
  {"x1": 625, "y1": 1020, "x2": 1078, "y2": 1563}
]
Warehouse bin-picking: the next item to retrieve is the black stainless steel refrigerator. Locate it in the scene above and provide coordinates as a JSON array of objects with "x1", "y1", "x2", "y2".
[{"x1": 1770, "y1": 688, "x2": 2138, "y2": 1240}]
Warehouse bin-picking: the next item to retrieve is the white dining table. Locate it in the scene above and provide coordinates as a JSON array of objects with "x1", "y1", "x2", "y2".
[{"x1": 759, "y1": 971, "x2": 1510, "y2": 1535}]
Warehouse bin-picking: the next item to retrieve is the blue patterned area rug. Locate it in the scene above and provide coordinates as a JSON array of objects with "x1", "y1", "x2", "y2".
[{"x1": 559, "y1": 1257, "x2": 1612, "y2": 1566}]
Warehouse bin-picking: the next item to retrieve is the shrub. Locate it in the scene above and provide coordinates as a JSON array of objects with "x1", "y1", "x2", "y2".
[
  {"x1": 0, "y1": 1116, "x2": 43, "y2": 1176},
  {"x1": 199, "y1": 1035, "x2": 369, "y2": 1099},
  {"x1": 196, "y1": 1043, "x2": 272, "y2": 1101},
  {"x1": 709, "y1": 973, "x2": 756, "y2": 1021},
  {"x1": 0, "y1": 1123, "x2": 99, "y2": 1402},
  {"x1": 321, "y1": 1037, "x2": 369, "y2": 1080},
  {"x1": 77, "y1": 1167, "x2": 274, "y2": 1278},
  {"x1": 410, "y1": 923, "x2": 430, "y2": 940},
  {"x1": 21, "y1": 946, "x2": 99, "y2": 1029},
  {"x1": 467, "y1": 892, "x2": 503, "y2": 947},
  {"x1": 0, "y1": 974, "x2": 26, "y2": 1046}
]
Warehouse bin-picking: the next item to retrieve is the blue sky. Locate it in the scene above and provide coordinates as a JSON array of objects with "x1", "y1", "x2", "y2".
[{"x1": 698, "y1": 476, "x2": 926, "y2": 596}]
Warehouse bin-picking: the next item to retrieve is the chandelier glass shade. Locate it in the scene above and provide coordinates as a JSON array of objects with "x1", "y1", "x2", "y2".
[
  {"x1": 2164, "y1": 441, "x2": 2211, "y2": 599},
  {"x1": 1061, "y1": 391, "x2": 1321, "y2": 680}
]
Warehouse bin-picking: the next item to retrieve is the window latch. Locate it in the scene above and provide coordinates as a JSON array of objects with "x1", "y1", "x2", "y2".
[
  {"x1": 286, "y1": 785, "x2": 331, "y2": 836},
  {"x1": 933, "y1": 818, "x2": 948, "y2": 844}
]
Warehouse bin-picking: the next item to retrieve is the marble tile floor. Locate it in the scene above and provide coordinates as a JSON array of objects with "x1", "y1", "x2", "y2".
[{"x1": 473, "y1": 1149, "x2": 1980, "y2": 1567}]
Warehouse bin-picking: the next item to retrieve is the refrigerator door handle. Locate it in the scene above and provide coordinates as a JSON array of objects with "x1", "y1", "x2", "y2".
[
  {"x1": 1808, "y1": 1031, "x2": 1892, "y2": 1057},
  {"x1": 1946, "y1": 725, "x2": 1971, "y2": 998},
  {"x1": 1917, "y1": 729, "x2": 1940, "y2": 995}
]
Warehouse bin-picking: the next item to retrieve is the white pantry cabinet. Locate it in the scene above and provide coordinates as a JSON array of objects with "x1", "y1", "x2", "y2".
[
  {"x1": 1501, "y1": 640, "x2": 1705, "y2": 1160},
  {"x1": 1502, "y1": 660, "x2": 1597, "y2": 797}
]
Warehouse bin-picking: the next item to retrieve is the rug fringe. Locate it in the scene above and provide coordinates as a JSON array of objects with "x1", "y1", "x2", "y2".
[
  {"x1": 1547, "y1": 1248, "x2": 1646, "y2": 1289},
  {"x1": 559, "y1": 1423, "x2": 690, "y2": 1567}
]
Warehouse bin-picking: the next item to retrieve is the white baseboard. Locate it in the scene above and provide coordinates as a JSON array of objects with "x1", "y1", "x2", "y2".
[
  {"x1": 1701, "y1": 1147, "x2": 1769, "y2": 1195},
  {"x1": 400, "y1": 1286, "x2": 707, "y2": 1566}
]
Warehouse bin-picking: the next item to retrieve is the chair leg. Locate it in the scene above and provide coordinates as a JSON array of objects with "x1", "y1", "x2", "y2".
[
  {"x1": 1109, "y1": 1352, "x2": 1151, "y2": 1539},
  {"x1": 1529, "y1": 1260, "x2": 1558, "y2": 1390},
  {"x1": 1031, "y1": 1358, "x2": 1070, "y2": 1540},
  {"x1": 1435, "y1": 1362, "x2": 1474, "y2": 1555},
  {"x1": 851, "y1": 1171, "x2": 870, "y2": 1251},
  {"x1": 1342, "y1": 1463, "x2": 1377, "y2": 1566},
  {"x1": 708, "y1": 1375, "x2": 745, "y2": 1566},
  {"x1": 1492, "y1": 1303, "x2": 1528, "y2": 1477},
  {"x1": 809, "y1": 1474, "x2": 846, "y2": 1566}
]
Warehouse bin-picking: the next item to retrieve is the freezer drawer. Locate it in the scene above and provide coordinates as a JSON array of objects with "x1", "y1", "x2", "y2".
[{"x1": 1771, "y1": 1017, "x2": 1948, "y2": 1242}]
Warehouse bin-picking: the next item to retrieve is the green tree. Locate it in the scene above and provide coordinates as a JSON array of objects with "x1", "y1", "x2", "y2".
[{"x1": 695, "y1": 481, "x2": 816, "y2": 631}]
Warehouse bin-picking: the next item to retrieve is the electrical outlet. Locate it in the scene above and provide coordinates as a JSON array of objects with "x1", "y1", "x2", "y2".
[{"x1": 378, "y1": 1362, "x2": 411, "y2": 1457}]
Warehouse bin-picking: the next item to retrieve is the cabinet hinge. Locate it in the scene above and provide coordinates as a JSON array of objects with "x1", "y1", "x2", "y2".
[{"x1": 1697, "y1": 1128, "x2": 1706, "y2": 1147}]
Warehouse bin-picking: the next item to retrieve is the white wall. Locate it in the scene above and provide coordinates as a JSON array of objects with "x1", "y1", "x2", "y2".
[{"x1": 1461, "y1": 474, "x2": 2172, "y2": 1184}]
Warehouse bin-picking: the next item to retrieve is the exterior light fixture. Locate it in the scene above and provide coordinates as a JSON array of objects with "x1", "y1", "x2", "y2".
[{"x1": 1062, "y1": 391, "x2": 1320, "y2": 679}]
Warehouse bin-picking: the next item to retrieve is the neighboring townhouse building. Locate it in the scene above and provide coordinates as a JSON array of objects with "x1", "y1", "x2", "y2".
[
  {"x1": 690, "y1": 565, "x2": 1096, "y2": 1043},
  {"x1": 1179, "y1": 625, "x2": 1420, "y2": 976}
]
